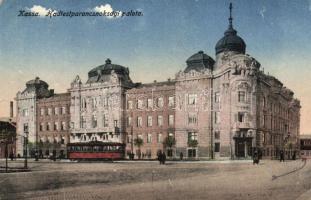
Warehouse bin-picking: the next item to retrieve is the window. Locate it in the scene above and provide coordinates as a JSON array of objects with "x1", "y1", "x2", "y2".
[
  {"x1": 147, "y1": 116, "x2": 152, "y2": 127},
  {"x1": 188, "y1": 114, "x2": 197, "y2": 125},
  {"x1": 103, "y1": 114, "x2": 108, "y2": 127},
  {"x1": 81, "y1": 116, "x2": 86, "y2": 128},
  {"x1": 188, "y1": 94, "x2": 197, "y2": 105},
  {"x1": 238, "y1": 91, "x2": 246, "y2": 102},
  {"x1": 157, "y1": 97, "x2": 164, "y2": 108},
  {"x1": 61, "y1": 107, "x2": 66, "y2": 115},
  {"x1": 103, "y1": 97, "x2": 109, "y2": 107},
  {"x1": 157, "y1": 133, "x2": 162, "y2": 143},
  {"x1": 188, "y1": 132, "x2": 197, "y2": 142},
  {"x1": 137, "y1": 99, "x2": 143, "y2": 109},
  {"x1": 40, "y1": 123, "x2": 43, "y2": 131},
  {"x1": 22, "y1": 109, "x2": 29, "y2": 117},
  {"x1": 147, "y1": 98, "x2": 153, "y2": 108},
  {"x1": 47, "y1": 123, "x2": 51, "y2": 131},
  {"x1": 214, "y1": 131, "x2": 220, "y2": 140},
  {"x1": 61, "y1": 137, "x2": 65, "y2": 144},
  {"x1": 23, "y1": 123, "x2": 29, "y2": 132},
  {"x1": 168, "y1": 96, "x2": 174, "y2": 107},
  {"x1": 48, "y1": 108, "x2": 52, "y2": 116},
  {"x1": 215, "y1": 92, "x2": 220, "y2": 103},
  {"x1": 157, "y1": 115, "x2": 163, "y2": 126},
  {"x1": 238, "y1": 112, "x2": 245, "y2": 123},
  {"x1": 127, "y1": 117, "x2": 132, "y2": 127},
  {"x1": 262, "y1": 96, "x2": 266, "y2": 108},
  {"x1": 92, "y1": 97, "x2": 98, "y2": 108},
  {"x1": 81, "y1": 98, "x2": 87, "y2": 109},
  {"x1": 214, "y1": 112, "x2": 220, "y2": 124},
  {"x1": 92, "y1": 114, "x2": 97, "y2": 128},
  {"x1": 70, "y1": 122, "x2": 74, "y2": 129},
  {"x1": 114, "y1": 120, "x2": 118, "y2": 127},
  {"x1": 54, "y1": 122, "x2": 58, "y2": 131},
  {"x1": 127, "y1": 100, "x2": 133, "y2": 109},
  {"x1": 147, "y1": 133, "x2": 152, "y2": 143},
  {"x1": 54, "y1": 107, "x2": 59, "y2": 115},
  {"x1": 137, "y1": 117, "x2": 142, "y2": 127},
  {"x1": 169, "y1": 115, "x2": 174, "y2": 126},
  {"x1": 214, "y1": 142, "x2": 220, "y2": 152},
  {"x1": 127, "y1": 135, "x2": 132, "y2": 144},
  {"x1": 61, "y1": 122, "x2": 66, "y2": 131},
  {"x1": 137, "y1": 134, "x2": 143, "y2": 139},
  {"x1": 40, "y1": 108, "x2": 44, "y2": 116}
]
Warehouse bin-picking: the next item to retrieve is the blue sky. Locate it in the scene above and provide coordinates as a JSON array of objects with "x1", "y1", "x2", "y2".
[{"x1": 0, "y1": 0, "x2": 311, "y2": 133}]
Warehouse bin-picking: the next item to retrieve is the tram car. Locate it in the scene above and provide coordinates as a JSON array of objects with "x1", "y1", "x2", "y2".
[{"x1": 67, "y1": 142, "x2": 125, "y2": 160}]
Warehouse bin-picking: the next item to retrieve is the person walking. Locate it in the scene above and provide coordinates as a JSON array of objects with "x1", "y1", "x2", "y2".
[
  {"x1": 280, "y1": 150, "x2": 285, "y2": 162},
  {"x1": 253, "y1": 150, "x2": 259, "y2": 165},
  {"x1": 157, "y1": 151, "x2": 162, "y2": 165},
  {"x1": 180, "y1": 152, "x2": 183, "y2": 161},
  {"x1": 162, "y1": 152, "x2": 166, "y2": 165}
]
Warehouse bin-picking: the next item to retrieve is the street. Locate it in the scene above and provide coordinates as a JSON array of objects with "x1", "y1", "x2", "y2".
[{"x1": 0, "y1": 159, "x2": 310, "y2": 200}]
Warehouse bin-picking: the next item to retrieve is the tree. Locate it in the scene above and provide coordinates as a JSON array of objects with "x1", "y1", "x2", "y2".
[
  {"x1": 163, "y1": 136, "x2": 176, "y2": 157},
  {"x1": 134, "y1": 137, "x2": 144, "y2": 159}
]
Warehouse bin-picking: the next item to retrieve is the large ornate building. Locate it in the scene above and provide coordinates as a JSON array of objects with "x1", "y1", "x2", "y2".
[{"x1": 15, "y1": 4, "x2": 301, "y2": 160}]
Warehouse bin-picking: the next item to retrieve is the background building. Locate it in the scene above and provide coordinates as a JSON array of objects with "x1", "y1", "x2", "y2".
[
  {"x1": 14, "y1": 5, "x2": 301, "y2": 160},
  {"x1": 15, "y1": 77, "x2": 52, "y2": 157},
  {"x1": 36, "y1": 93, "x2": 71, "y2": 158}
]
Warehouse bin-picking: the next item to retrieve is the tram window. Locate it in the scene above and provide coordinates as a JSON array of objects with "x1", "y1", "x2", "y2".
[{"x1": 98, "y1": 146, "x2": 103, "y2": 151}]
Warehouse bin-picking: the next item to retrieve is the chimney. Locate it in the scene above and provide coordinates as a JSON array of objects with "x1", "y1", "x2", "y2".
[{"x1": 10, "y1": 101, "x2": 13, "y2": 118}]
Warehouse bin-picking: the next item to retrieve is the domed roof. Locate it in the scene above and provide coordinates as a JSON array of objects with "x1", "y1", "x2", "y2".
[
  {"x1": 26, "y1": 77, "x2": 49, "y2": 88},
  {"x1": 184, "y1": 51, "x2": 215, "y2": 73},
  {"x1": 87, "y1": 59, "x2": 133, "y2": 85},
  {"x1": 215, "y1": 28, "x2": 246, "y2": 55},
  {"x1": 22, "y1": 77, "x2": 51, "y2": 98},
  {"x1": 215, "y1": 3, "x2": 246, "y2": 55}
]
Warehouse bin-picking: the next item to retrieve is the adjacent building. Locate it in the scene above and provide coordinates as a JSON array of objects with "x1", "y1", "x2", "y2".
[
  {"x1": 0, "y1": 118, "x2": 16, "y2": 158},
  {"x1": 125, "y1": 80, "x2": 175, "y2": 159},
  {"x1": 69, "y1": 59, "x2": 134, "y2": 145},
  {"x1": 36, "y1": 93, "x2": 71, "y2": 158}
]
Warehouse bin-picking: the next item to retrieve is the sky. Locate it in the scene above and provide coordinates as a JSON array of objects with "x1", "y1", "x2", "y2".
[{"x1": 0, "y1": 0, "x2": 311, "y2": 134}]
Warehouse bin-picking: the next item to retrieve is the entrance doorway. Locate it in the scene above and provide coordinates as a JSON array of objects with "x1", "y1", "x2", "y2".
[{"x1": 234, "y1": 137, "x2": 252, "y2": 158}]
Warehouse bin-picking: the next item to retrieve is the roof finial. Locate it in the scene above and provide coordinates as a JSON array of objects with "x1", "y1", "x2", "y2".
[{"x1": 229, "y1": 2, "x2": 233, "y2": 28}]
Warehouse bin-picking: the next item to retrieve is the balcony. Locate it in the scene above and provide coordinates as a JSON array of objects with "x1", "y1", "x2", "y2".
[{"x1": 235, "y1": 122, "x2": 251, "y2": 129}]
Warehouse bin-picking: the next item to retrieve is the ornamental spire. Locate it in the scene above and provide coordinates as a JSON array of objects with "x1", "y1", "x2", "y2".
[{"x1": 229, "y1": 2, "x2": 233, "y2": 29}]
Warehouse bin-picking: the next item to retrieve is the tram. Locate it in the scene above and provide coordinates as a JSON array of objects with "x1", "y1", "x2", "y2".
[{"x1": 67, "y1": 142, "x2": 125, "y2": 160}]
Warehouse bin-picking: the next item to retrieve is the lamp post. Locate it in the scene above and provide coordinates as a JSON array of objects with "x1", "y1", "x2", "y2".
[
  {"x1": 35, "y1": 131, "x2": 38, "y2": 161},
  {"x1": 24, "y1": 131, "x2": 29, "y2": 169}
]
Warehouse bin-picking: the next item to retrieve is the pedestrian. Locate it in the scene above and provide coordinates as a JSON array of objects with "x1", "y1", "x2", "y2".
[
  {"x1": 253, "y1": 150, "x2": 259, "y2": 165},
  {"x1": 280, "y1": 150, "x2": 285, "y2": 162},
  {"x1": 180, "y1": 152, "x2": 183, "y2": 161},
  {"x1": 9, "y1": 152, "x2": 14, "y2": 161},
  {"x1": 157, "y1": 151, "x2": 162, "y2": 165},
  {"x1": 162, "y1": 152, "x2": 166, "y2": 165},
  {"x1": 292, "y1": 151, "x2": 296, "y2": 160}
]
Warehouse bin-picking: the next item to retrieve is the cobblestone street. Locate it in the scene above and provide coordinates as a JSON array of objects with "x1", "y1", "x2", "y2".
[{"x1": 0, "y1": 159, "x2": 311, "y2": 200}]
